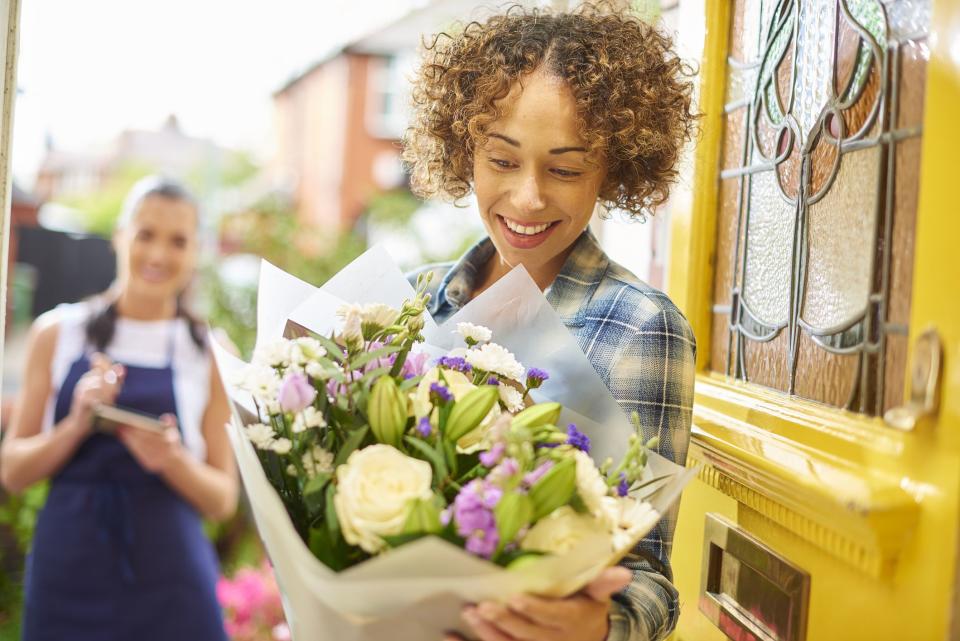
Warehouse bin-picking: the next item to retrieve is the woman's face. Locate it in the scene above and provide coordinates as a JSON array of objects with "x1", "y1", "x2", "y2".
[
  {"x1": 472, "y1": 70, "x2": 605, "y2": 280},
  {"x1": 115, "y1": 195, "x2": 198, "y2": 302}
]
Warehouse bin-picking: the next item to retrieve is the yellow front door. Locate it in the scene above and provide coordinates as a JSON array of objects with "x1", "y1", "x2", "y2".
[{"x1": 666, "y1": 0, "x2": 960, "y2": 639}]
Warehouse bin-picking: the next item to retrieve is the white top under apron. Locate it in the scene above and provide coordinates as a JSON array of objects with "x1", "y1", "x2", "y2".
[{"x1": 42, "y1": 302, "x2": 211, "y2": 461}]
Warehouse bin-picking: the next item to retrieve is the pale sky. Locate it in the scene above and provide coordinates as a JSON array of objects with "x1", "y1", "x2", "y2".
[{"x1": 12, "y1": 0, "x2": 425, "y2": 187}]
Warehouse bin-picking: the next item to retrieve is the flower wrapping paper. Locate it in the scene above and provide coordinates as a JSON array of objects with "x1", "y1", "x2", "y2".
[{"x1": 212, "y1": 245, "x2": 698, "y2": 641}]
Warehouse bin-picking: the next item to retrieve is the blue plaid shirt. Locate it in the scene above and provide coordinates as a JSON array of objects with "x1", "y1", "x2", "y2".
[{"x1": 409, "y1": 229, "x2": 696, "y2": 641}]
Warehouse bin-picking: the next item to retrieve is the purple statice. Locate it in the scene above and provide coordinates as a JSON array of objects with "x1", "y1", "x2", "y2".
[
  {"x1": 429, "y1": 382, "x2": 453, "y2": 404},
  {"x1": 486, "y1": 376, "x2": 499, "y2": 386},
  {"x1": 401, "y1": 351, "x2": 430, "y2": 379},
  {"x1": 451, "y1": 479, "x2": 502, "y2": 559},
  {"x1": 523, "y1": 460, "x2": 554, "y2": 487},
  {"x1": 479, "y1": 442, "x2": 506, "y2": 468},
  {"x1": 525, "y1": 368, "x2": 550, "y2": 389},
  {"x1": 436, "y1": 356, "x2": 473, "y2": 374},
  {"x1": 566, "y1": 424, "x2": 590, "y2": 453},
  {"x1": 617, "y1": 472, "x2": 630, "y2": 497},
  {"x1": 417, "y1": 416, "x2": 432, "y2": 438}
]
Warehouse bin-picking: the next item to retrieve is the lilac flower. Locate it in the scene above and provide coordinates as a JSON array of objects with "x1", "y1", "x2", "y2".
[
  {"x1": 451, "y1": 480, "x2": 502, "y2": 559},
  {"x1": 429, "y1": 382, "x2": 453, "y2": 404},
  {"x1": 417, "y1": 416, "x2": 432, "y2": 438},
  {"x1": 479, "y1": 443, "x2": 506, "y2": 467},
  {"x1": 436, "y1": 356, "x2": 473, "y2": 374},
  {"x1": 523, "y1": 460, "x2": 554, "y2": 487},
  {"x1": 526, "y1": 368, "x2": 550, "y2": 389},
  {"x1": 277, "y1": 372, "x2": 316, "y2": 413},
  {"x1": 490, "y1": 458, "x2": 520, "y2": 482},
  {"x1": 617, "y1": 472, "x2": 630, "y2": 497},
  {"x1": 362, "y1": 341, "x2": 398, "y2": 373},
  {"x1": 566, "y1": 424, "x2": 591, "y2": 453},
  {"x1": 401, "y1": 351, "x2": 430, "y2": 379}
]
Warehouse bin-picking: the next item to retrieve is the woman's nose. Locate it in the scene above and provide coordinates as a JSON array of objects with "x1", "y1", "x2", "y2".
[{"x1": 510, "y1": 173, "x2": 546, "y2": 214}]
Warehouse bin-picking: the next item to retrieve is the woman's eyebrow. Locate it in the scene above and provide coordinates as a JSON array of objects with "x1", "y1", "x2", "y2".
[{"x1": 488, "y1": 132, "x2": 587, "y2": 154}]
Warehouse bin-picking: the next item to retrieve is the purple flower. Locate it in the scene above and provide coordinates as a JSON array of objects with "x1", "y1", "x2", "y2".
[
  {"x1": 566, "y1": 424, "x2": 590, "y2": 453},
  {"x1": 523, "y1": 460, "x2": 554, "y2": 487},
  {"x1": 526, "y1": 368, "x2": 550, "y2": 389},
  {"x1": 486, "y1": 376, "x2": 499, "y2": 386},
  {"x1": 430, "y1": 382, "x2": 453, "y2": 404},
  {"x1": 401, "y1": 351, "x2": 430, "y2": 379},
  {"x1": 490, "y1": 458, "x2": 520, "y2": 482},
  {"x1": 452, "y1": 480, "x2": 502, "y2": 559},
  {"x1": 362, "y1": 341, "x2": 398, "y2": 374},
  {"x1": 479, "y1": 443, "x2": 506, "y2": 467},
  {"x1": 417, "y1": 416, "x2": 432, "y2": 438},
  {"x1": 436, "y1": 356, "x2": 473, "y2": 374},
  {"x1": 277, "y1": 372, "x2": 316, "y2": 413},
  {"x1": 617, "y1": 472, "x2": 630, "y2": 497}
]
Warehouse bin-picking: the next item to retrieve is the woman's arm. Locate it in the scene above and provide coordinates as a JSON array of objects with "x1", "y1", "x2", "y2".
[
  {"x1": 117, "y1": 353, "x2": 238, "y2": 521},
  {"x1": 0, "y1": 316, "x2": 123, "y2": 493}
]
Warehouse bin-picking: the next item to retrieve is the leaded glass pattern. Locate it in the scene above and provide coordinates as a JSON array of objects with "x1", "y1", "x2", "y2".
[{"x1": 712, "y1": 0, "x2": 929, "y2": 415}]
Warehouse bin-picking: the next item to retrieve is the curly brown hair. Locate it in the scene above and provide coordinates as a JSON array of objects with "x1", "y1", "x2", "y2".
[{"x1": 402, "y1": 3, "x2": 699, "y2": 218}]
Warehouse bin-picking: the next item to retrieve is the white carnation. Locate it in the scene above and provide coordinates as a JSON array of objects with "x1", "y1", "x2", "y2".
[
  {"x1": 294, "y1": 337, "x2": 325, "y2": 360},
  {"x1": 498, "y1": 383, "x2": 525, "y2": 413},
  {"x1": 254, "y1": 338, "x2": 292, "y2": 368},
  {"x1": 302, "y1": 446, "x2": 334, "y2": 478},
  {"x1": 334, "y1": 445, "x2": 433, "y2": 553},
  {"x1": 465, "y1": 343, "x2": 525, "y2": 382},
  {"x1": 245, "y1": 423, "x2": 276, "y2": 450},
  {"x1": 236, "y1": 366, "x2": 281, "y2": 406},
  {"x1": 456, "y1": 322, "x2": 492, "y2": 344},
  {"x1": 337, "y1": 304, "x2": 364, "y2": 347},
  {"x1": 292, "y1": 406, "x2": 327, "y2": 433},
  {"x1": 600, "y1": 496, "x2": 659, "y2": 553},
  {"x1": 270, "y1": 438, "x2": 293, "y2": 455},
  {"x1": 574, "y1": 450, "x2": 611, "y2": 516}
]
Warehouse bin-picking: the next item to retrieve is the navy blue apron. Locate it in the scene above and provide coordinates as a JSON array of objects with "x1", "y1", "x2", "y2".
[{"x1": 22, "y1": 327, "x2": 228, "y2": 641}]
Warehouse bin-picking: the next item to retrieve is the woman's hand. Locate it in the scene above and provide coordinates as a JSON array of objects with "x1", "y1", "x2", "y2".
[
  {"x1": 447, "y1": 567, "x2": 632, "y2": 641},
  {"x1": 69, "y1": 353, "x2": 125, "y2": 431},
  {"x1": 117, "y1": 414, "x2": 184, "y2": 474}
]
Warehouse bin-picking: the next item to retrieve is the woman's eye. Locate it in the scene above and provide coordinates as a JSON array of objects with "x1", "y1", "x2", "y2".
[
  {"x1": 136, "y1": 230, "x2": 154, "y2": 242},
  {"x1": 552, "y1": 168, "x2": 583, "y2": 178},
  {"x1": 489, "y1": 158, "x2": 514, "y2": 169}
]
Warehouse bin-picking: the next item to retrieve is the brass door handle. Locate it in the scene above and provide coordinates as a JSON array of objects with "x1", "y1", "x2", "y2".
[{"x1": 884, "y1": 327, "x2": 942, "y2": 431}]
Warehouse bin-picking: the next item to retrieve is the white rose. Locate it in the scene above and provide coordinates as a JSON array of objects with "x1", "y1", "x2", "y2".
[
  {"x1": 334, "y1": 445, "x2": 433, "y2": 553},
  {"x1": 465, "y1": 343, "x2": 525, "y2": 382},
  {"x1": 574, "y1": 450, "x2": 610, "y2": 516},
  {"x1": 520, "y1": 506, "x2": 602, "y2": 555},
  {"x1": 456, "y1": 322, "x2": 492, "y2": 344}
]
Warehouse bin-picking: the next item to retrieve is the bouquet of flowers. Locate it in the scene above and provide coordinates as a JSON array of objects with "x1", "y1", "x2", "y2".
[
  {"x1": 231, "y1": 276, "x2": 662, "y2": 573},
  {"x1": 212, "y1": 248, "x2": 696, "y2": 641}
]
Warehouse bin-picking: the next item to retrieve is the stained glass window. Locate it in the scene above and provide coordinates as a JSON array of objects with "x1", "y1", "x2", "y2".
[{"x1": 712, "y1": 0, "x2": 930, "y2": 415}]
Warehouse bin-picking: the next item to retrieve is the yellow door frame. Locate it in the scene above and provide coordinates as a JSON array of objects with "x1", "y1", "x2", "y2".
[{"x1": 666, "y1": 0, "x2": 960, "y2": 638}]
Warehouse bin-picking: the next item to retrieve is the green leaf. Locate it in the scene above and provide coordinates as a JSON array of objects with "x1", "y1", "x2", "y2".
[
  {"x1": 358, "y1": 366, "x2": 393, "y2": 387},
  {"x1": 404, "y1": 435, "x2": 447, "y2": 485},
  {"x1": 308, "y1": 526, "x2": 345, "y2": 571},
  {"x1": 334, "y1": 426, "x2": 370, "y2": 467},
  {"x1": 324, "y1": 482, "x2": 341, "y2": 542},
  {"x1": 399, "y1": 375, "x2": 422, "y2": 392},
  {"x1": 314, "y1": 334, "x2": 346, "y2": 363},
  {"x1": 303, "y1": 472, "x2": 331, "y2": 518},
  {"x1": 381, "y1": 531, "x2": 429, "y2": 548},
  {"x1": 349, "y1": 344, "x2": 403, "y2": 370}
]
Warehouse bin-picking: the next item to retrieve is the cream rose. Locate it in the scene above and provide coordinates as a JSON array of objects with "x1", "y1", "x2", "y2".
[
  {"x1": 520, "y1": 506, "x2": 602, "y2": 555},
  {"x1": 333, "y1": 445, "x2": 433, "y2": 553}
]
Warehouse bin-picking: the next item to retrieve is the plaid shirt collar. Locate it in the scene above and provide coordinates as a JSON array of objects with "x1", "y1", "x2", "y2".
[{"x1": 431, "y1": 227, "x2": 609, "y2": 326}]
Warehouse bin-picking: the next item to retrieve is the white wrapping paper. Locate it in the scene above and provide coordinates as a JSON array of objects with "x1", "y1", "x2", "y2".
[{"x1": 211, "y1": 246, "x2": 697, "y2": 641}]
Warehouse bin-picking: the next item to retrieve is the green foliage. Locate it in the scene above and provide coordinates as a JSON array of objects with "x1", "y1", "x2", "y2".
[
  {"x1": 203, "y1": 196, "x2": 367, "y2": 359},
  {"x1": 59, "y1": 162, "x2": 158, "y2": 236}
]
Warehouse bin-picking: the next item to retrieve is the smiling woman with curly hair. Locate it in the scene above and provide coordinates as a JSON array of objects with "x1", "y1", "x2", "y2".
[{"x1": 405, "y1": 4, "x2": 699, "y2": 641}]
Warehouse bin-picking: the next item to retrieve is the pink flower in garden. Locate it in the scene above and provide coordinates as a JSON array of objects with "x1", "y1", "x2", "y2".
[{"x1": 277, "y1": 372, "x2": 316, "y2": 413}]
